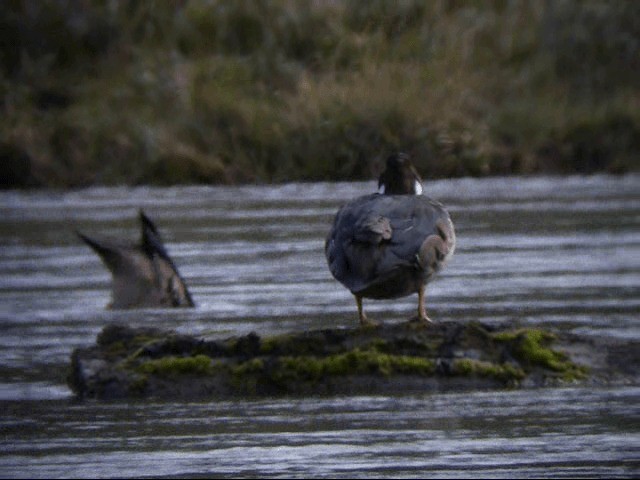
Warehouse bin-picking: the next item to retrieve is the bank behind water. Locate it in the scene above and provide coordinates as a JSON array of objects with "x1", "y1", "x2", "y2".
[{"x1": 2, "y1": 1, "x2": 639, "y2": 188}]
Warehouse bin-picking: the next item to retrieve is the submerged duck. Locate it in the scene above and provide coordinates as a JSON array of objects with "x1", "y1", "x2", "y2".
[
  {"x1": 325, "y1": 153, "x2": 455, "y2": 325},
  {"x1": 77, "y1": 210, "x2": 195, "y2": 309}
]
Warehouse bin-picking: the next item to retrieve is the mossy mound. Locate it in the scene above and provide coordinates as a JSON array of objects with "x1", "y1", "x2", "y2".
[{"x1": 67, "y1": 320, "x2": 598, "y2": 401}]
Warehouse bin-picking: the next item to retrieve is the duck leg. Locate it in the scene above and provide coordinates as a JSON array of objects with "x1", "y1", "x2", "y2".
[
  {"x1": 413, "y1": 284, "x2": 433, "y2": 323},
  {"x1": 355, "y1": 295, "x2": 378, "y2": 326}
]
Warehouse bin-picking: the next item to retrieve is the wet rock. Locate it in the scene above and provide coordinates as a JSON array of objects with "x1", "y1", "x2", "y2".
[{"x1": 67, "y1": 320, "x2": 637, "y2": 401}]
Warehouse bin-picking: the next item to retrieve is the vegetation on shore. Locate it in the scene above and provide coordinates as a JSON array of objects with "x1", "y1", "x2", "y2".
[{"x1": 3, "y1": 0, "x2": 639, "y2": 188}]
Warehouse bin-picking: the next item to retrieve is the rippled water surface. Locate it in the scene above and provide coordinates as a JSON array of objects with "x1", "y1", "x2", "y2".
[{"x1": 1, "y1": 175, "x2": 639, "y2": 478}]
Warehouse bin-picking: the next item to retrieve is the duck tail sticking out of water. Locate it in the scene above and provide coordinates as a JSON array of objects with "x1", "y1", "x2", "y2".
[
  {"x1": 325, "y1": 152, "x2": 455, "y2": 326},
  {"x1": 77, "y1": 210, "x2": 195, "y2": 310}
]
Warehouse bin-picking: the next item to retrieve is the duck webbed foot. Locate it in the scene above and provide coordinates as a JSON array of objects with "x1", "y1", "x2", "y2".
[{"x1": 409, "y1": 313, "x2": 433, "y2": 324}]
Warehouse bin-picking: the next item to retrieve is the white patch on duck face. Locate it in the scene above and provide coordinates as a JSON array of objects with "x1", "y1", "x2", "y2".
[
  {"x1": 378, "y1": 184, "x2": 385, "y2": 194},
  {"x1": 414, "y1": 180, "x2": 424, "y2": 195}
]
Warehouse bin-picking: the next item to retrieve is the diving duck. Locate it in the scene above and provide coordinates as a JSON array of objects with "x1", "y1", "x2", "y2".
[
  {"x1": 325, "y1": 153, "x2": 455, "y2": 325},
  {"x1": 77, "y1": 210, "x2": 195, "y2": 309}
]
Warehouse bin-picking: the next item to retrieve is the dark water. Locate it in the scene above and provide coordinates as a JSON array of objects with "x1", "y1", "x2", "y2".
[{"x1": 1, "y1": 175, "x2": 639, "y2": 478}]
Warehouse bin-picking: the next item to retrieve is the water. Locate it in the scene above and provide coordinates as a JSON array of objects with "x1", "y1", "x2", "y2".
[{"x1": 1, "y1": 175, "x2": 639, "y2": 478}]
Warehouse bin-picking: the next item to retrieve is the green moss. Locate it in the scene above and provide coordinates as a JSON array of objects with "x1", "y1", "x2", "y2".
[
  {"x1": 232, "y1": 358, "x2": 265, "y2": 376},
  {"x1": 384, "y1": 353, "x2": 436, "y2": 375},
  {"x1": 274, "y1": 356, "x2": 325, "y2": 384},
  {"x1": 128, "y1": 375, "x2": 149, "y2": 397},
  {"x1": 258, "y1": 334, "x2": 298, "y2": 355},
  {"x1": 124, "y1": 327, "x2": 587, "y2": 388},
  {"x1": 258, "y1": 333, "x2": 330, "y2": 356},
  {"x1": 102, "y1": 340, "x2": 128, "y2": 359},
  {"x1": 452, "y1": 358, "x2": 525, "y2": 383},
  {"x1": 493, "y1": 328, "x2": 588, "y2": 380},
  {"x1": 493, "y1": 329, "x2": 558, "y2": 367},
  {"x1": 258, "y1": 337, "x2": 279, "y2": 355},
  {"x1": 269, "y1": 348, "x2": 435, "y2": 386},
  {"x1": 228, "y1": 358, "x2": 265, "y2": 395},
  {"x1": 131, "y1": 334, "x2": 162, "y2": 345},
  {"x1": 100, "y1": 332, "x2": 168, "y2": 362},
  {"x1": 366, "y1": 338, "x2": 389, "y2": 351},
  {"x1": 137, "y1": 354, "x2": 214, "y2": 377}
]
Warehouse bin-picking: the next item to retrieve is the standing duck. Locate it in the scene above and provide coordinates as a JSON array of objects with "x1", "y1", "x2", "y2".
[
  {"x1": 77, "y1": 210, "x2": 194, "y2": 309},
  {"x1": 325, "y1": 153, "x2": 455, "y2": 325}
]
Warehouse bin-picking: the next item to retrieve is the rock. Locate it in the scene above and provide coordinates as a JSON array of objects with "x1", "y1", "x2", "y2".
[{"x1": 67, "y1": 320, "x2": 638, "y2": 401}]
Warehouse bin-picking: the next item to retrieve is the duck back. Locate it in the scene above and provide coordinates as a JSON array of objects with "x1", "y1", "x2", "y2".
[{"x1": 325, "y1": 193, "x2": 455, "y2": 299}]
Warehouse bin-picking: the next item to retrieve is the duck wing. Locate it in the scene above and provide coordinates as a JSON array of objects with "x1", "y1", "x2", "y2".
[
  {"x1": 139, "y1": 211, "x2": 195, "y2": 308},
  {"x1": 377, "y1": 195, "x2": 452, "y2": 271},
  {"x1": 326, "y1": 194, "x2": 453, "y2": 296}
]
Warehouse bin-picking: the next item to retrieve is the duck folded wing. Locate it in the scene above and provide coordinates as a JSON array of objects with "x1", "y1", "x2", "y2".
[
  {"x1": 353, "y1": 213, "x2": 392, "y2": 243},
  {"x1": 148, "y1": 254, "x2": 194, "y2": 308},
  {"x1": 383, "y1": 196, "x2": 451, "y2": 263},
  {"x1": 139, "y1": 211, "x2": 194, "y2": 307},
  {"x1": 326, "y1": 194, "x2": 452, "y2": 296}
]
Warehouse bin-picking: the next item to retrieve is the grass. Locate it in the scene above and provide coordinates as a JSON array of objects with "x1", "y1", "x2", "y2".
[{"x1": 2, "y1": 0, "x2": 639, "y2": 188}]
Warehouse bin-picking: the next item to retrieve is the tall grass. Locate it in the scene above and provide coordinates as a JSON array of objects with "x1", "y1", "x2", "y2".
[{"x1": 1, "y1": 0, "x2": 638, "y2": 187}]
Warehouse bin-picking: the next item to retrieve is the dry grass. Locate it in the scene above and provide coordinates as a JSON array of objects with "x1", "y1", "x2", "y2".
[{"x1": 1, "y1": 0, "x2": 638, "y2": 187}]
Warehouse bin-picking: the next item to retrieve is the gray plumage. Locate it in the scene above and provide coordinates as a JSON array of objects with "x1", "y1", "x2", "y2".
[
  {"x1": 77, "y1": 210, "x2": 194, "y2": 309},
  {"x1": 325, "y1": 153, "x2": 455, "y2": 325}
]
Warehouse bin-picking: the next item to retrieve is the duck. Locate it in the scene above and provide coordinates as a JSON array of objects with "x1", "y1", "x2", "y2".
[
  {"x1": 77, "y1": 210, "x2": 195, "y2": 309},
  {"x1": 325, "y1": 153, "x2": 455, "y2": 326}
]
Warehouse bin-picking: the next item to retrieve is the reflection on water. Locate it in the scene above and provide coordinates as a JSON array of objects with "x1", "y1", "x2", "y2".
[{"x1": 0, "y1": 175, "x2": 639, "y2": 477}]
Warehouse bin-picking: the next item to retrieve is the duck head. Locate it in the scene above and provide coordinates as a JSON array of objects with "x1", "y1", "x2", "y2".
[{"x1": 377, "y1": 153, "x2": 424, "y2": 195}]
